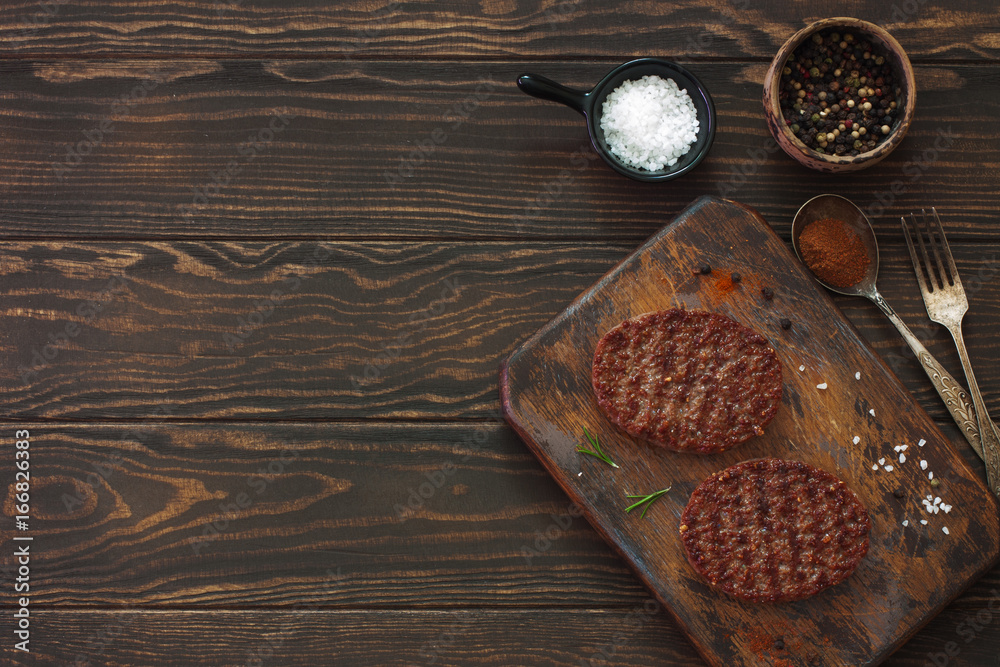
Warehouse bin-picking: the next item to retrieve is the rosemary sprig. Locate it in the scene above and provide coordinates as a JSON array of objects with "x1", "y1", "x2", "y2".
[
  {"x1": 577, "y1": 427, "x2": 618, "y2": 468},
  {"x1": 624, "y1": 486, "x2": 672, "y2": 518}
]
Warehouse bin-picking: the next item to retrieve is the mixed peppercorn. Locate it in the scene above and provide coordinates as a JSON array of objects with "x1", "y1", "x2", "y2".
[
  {"x1": 690, "y1": 266, "x2": 793, "y2": 329},
  {"x1": 778, "y1": 29, "x2": 903, "y2": 156}
]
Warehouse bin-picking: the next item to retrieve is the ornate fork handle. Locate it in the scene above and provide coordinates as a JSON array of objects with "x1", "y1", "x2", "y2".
[
  {"x1": 873, "y1": 290, "x2": 997, "y2": 465},
  {"x1": 945, "y1": 325, "x2": 1000, "y2": 497}
]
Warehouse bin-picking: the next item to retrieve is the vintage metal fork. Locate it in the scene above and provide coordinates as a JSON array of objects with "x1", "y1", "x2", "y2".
[{"x1": 902, "y1": 208, "x2": 1000, "y2": 497}]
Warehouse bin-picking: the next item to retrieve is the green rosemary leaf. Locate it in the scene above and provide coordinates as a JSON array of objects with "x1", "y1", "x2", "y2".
[
  {"x1": 624, "y1": 486, "x2": 672, "y2": 518},
  {"x1": 576, "y1": 427, "x2": 619, "y2": 468}
]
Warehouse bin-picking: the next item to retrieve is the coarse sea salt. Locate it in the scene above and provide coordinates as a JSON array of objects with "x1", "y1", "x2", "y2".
[
  {"x1": 855, "y1": 371, "x2": 861, "y2": 380},
  {"x1": 922, "y1": 497, "x2": 944, "y2": 516},
  {"x1": 902, "y1": 519, "x2": 909, "y2": 527},
  {"x1": 869, "y1": 409, "x2": 876, "y2": 416},
  {"x1": 816, "y1": 382, "x2": 828, "y2": 390},
  {"x1": 799, "y1": 365, "x2": 806, "y2": 372},
  {"x1": 943, "y1": 526, "x2": 950, "y2": 535},
  {"x1": 884, "y1": 465, "x2": 894, "y2": 472},
  {"x1": 899, "y1": 454, "x2": 906, "y2": 463},
  {"x1": 600, "y1": 75, "x2": 699, "y2": 171},
  {"x1": 853, "y1": 436, "x2": 860, "y2": 445},
  {"x1": 918, "y1": 438, "x2": 926, "y2": 447},
  {"x1": 920, "y1": 459, "x2": 928, "y2": 470}
]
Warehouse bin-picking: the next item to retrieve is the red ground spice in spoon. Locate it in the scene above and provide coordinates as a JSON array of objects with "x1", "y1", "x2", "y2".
[{"x1": 798, "y1": 217, "x2": 870, "y2": 288}]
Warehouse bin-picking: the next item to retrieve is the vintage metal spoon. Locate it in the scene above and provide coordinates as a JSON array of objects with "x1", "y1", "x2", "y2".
[{"x1": 791, "y1": 194, "x2": 995, "y2": 462}]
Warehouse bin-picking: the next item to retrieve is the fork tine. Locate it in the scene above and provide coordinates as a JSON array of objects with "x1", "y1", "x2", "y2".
[
  {"x1": 930, "y1": 207, "x2": 962, "y2": 289},
  {"x1": 910, "y1": 210, "x2": 940, "y2": 291},
  {"x1": 901, "y1": 214, "x2": 932, "y2": 295},
  {"x1": 920, "y1": 208, "x2": 951, "y2": 289}
]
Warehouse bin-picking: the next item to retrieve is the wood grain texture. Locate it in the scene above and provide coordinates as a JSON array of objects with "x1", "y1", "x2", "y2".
[
  {"x1": 500, "y1": 197, "x2": 1000, "y2": 666},
  {"x1": 0, "y1": 60, "x2": 998, "y2": 241},
  {"x1": 1, "y1": 0, "x2": 999, "y2": 60},
  {"x1": 2, "y1": 421, "x2": 998, "y2": 665},
  {"x1": 1, "y1": 421, "x2": 641, "y2": 608},
  {"x1": 2, "y1": 420, "x2": 997, "y2": 610},
  {"x1": 10, "y1": 607, "x2": 1000, "y2": 667},
  {"x1": 12, "y1": 609, "x2": 703, "y2": 667},
  {"x1": 3, "y1": 3, "x2": 1000, "y2": 664},
  {"x1": 0, "y1": 239, "x2": 997, "y2": 422}
]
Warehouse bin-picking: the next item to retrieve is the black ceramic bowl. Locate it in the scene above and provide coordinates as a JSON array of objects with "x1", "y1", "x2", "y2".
[{"x1": 517, "y1": 58, "x2": 716, "y2": 182}]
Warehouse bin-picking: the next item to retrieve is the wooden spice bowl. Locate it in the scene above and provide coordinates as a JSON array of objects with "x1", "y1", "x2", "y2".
[{"x1": 763, "y1": 17, "x2": 916, "y2": 172}]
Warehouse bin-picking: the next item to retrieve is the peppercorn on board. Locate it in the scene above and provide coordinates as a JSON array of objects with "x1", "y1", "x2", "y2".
[{"x1": 499, "y1": 195, "x2": 1000, "y2": 667}]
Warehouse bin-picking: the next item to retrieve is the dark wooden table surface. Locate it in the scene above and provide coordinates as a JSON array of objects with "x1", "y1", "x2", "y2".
[{"x1": 2, "y1": 2, "x2": 999, "y2": 665}]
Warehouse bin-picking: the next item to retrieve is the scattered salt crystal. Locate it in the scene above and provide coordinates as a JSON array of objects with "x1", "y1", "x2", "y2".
[
  {"x1": 942, "y1": 526, "x2": 950, "y2": 535},
  {"x1": 799, "y1": 365, "x2": 806, "y2": 372},
  {"x1": 899, "y1": 454, "x2": 906, "y2": 463},
  {"x1": 920, "y1": 519, "x2": 928, "y2": 525},
  {"x1": 871, "y1": 464, "x2": 879, "y2": 471},
  {"x1": 900, "y1": 445, "x2": 908, "y2": 451},
  {"x1": 918, "y1": 438, "x2": 926, "y2": 447},
  {"x1": 855, "y1": 371, "x2": 861, "y2": 380},
  {"x1": 942, "y1": 504, "x2": 952, "y2": 513},
  {"x1": 578, "y1": 472, "x2": 583, "y2": 477},
  {"x1": 853, "y1": 436, "x2": 861, "y2": 445},
  {"x1": 816, "y1": 382, "x2": 828, "y2": 389},
  {"x1": 894, "y1": 445, "x2": 902, "y2": 452},
  {"x1": 928, "y1": 472, "x2": 934, "y2": 480},
  {"x1": 926, "y1": 495, "x2": 933, "y2": 501},
  {"x1": 878, "y1": 457, "x2": 886, "y2": 465},
  {"x1": 884, "y1": 465, "x2": 894, "y2": 472},
  {"x1": 934, "y1": 497, "x2": 941, "y2": 505},
  {"x1": 902, "y1": 520, "x2": 909, "y2": 527},
  {"x1": 869, "y1": 409, "x2": 876, "y2": 416},
  {"x1": 920, "y1": 460, "x2": 928, "y2": 470}
]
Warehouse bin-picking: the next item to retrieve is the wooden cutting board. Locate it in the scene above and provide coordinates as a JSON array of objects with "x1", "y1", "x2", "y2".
[{"x1": 499, "y1": 196, "x2": 1000, "y2": 667}]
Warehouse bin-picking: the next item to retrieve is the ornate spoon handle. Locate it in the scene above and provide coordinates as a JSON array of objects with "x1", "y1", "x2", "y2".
[{"x1": 870, "y1": 290, "x2": 995, "y2": 464}]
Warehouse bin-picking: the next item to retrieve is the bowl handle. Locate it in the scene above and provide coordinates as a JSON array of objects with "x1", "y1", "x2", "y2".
[{"x1": 517, "y1": 73, "x2": 589, "y2": 115}]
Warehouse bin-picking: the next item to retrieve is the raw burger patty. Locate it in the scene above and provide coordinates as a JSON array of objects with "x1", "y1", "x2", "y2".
[
  {"x1": 680, "y1": 458, "x2": 871, "y2": 603},
  {"x1": 591, "y1": 309, "x2": 782, "y2": 453}
]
